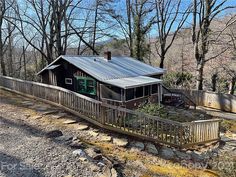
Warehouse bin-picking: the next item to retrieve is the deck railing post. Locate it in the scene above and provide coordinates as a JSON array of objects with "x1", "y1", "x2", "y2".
[
  {"x1": 59, "y1": 91, "x2": 62, "y2": 105},
  {"x1": 100, "y1": 105, "x2": 106, "y2": 125}
]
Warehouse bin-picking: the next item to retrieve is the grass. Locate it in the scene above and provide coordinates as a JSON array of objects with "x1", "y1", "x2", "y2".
[
  {"x1": 220, "y1": 119, "x2": 236, "y2": 133},
  {"x1": 90, "y1": 142, "x2": 219, "y2": 177}
]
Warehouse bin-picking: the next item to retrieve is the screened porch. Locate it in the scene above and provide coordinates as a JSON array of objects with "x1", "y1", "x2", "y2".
[{"x1": 100, "y1": 76, "x2": 162, "y2": 107}]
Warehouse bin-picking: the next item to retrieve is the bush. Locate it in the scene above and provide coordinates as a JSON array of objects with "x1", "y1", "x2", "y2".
[{"x1": 137, "y1": 103, "x2": 167, "y2": 117}]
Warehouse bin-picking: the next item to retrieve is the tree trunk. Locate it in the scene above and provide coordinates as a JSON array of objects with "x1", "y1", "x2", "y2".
[
  {"x1": 159, "y1": 56, "x2": 164, "y2": 68},
  {"x1": 0, "y1": 35, "x2": 7, "y2": 76},
  {"x1": 55, "y1": 2, "x2": 63, "y2": 56},
  {"x1": 8, "y1": 23, "x2": 13, "y2": 76},
  {"x1": 211, "y1": 73, "x2": 217, "y2": 92},
  {"x1": 159, "y1": 45, "x2": 165, "y2": 68},
  {"x1": 126, "y1": 0, "x2": 133, "y2": 57},
  {"x1": 229, "y1": 77, "x2": 236, "y2": 95},
  {"x1": 0, "y1": 46, "x2": 6, "y2": 76},
  {"x1": 196, "y1": 60, "x2": 204, "y2": 90},
  {"x1": 0, "y1": 17, "x2": 6, "y2": 76},
  {"x1": 23, "y1": 45, "x2": 26, "y2": 80},
  {"x1": 92, "y1": 0, "x2": 98, "y2": 55}
]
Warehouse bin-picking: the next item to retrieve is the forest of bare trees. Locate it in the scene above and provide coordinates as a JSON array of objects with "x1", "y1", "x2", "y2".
[{"x1": 0, "y1": 0, "x2": 235, "y2": 93}]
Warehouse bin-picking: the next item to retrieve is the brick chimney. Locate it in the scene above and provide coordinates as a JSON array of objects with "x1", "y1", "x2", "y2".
[{"x1": 104, "y1": 51, "x2": 111, "y2": 61}]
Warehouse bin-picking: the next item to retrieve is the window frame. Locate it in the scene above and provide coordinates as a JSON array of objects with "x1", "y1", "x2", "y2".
[
  {"x1": 75, "y1": 76, "x2": 96, "y2": 95},
  {"x1": 65, "y1": 78, "x2": 73, "y2": 85}
]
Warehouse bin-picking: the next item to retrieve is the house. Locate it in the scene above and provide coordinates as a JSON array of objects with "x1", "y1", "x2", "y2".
[{"x1": 37, "y1": 52, "x2": 165, "y2": 109}]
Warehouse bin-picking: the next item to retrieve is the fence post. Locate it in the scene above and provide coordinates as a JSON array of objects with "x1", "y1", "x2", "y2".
[
  {"x1": 100, "y1": 105, "x2": 106, "y2": 125},
  {"x1": 179, "y1": 126, "x2": 184, "y2": 148},
  {"x1": 58, "y1": 91, "x2": 62, "y2": 105},
  {"x1": 218, "y1": 121, "x2": 221, "y2": 139}
]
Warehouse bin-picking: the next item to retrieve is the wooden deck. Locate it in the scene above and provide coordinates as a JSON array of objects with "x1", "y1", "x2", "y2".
[{"x1": 0, "y1": 76, "x2": 221, "y2": 148}]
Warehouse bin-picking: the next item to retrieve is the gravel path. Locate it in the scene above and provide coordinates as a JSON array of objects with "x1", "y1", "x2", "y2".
[
  {"x1": 0, "y1": 91, "x2": 99, "y2": 177},
  {"x1": 197, "y1": 106, "x2": 236, "y2": 120}
]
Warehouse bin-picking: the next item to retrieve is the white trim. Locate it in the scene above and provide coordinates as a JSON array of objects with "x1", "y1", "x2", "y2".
[{"x1": 65, "y1": 78, "x2": 73, "y2": 85}]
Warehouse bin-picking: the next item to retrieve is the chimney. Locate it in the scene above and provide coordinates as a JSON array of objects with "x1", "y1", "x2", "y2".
[{"x1": 104, "y1": 51, "x2": 111, "y2": 61}]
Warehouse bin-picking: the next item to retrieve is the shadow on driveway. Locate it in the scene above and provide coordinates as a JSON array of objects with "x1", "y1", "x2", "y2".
[{"x1": 0, "y1": 152, "x2": 44, "y2": 177}]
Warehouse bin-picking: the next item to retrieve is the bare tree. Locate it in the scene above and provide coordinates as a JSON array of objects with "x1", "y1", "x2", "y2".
[
  {"x1": 192, "y1": 0, "x2": 235, "y2": 90},
  {"x1": 0, "y1": 0, "x2": 15, "y2": 76},
  {"x1": 132, "y1": 0, "x2": 156, "y2": 61},
  {"x1": 109, "y1": 0, "x2": 134, "y2": 57},
  {"x1": 110, "y1": 0, "x2": 155, "y2": 60},
  {"x1": 154, "y1": 0, "x2": 191, "y2": 68}
]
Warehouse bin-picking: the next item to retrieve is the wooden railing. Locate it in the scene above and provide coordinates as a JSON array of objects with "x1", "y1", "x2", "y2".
[
  {"x1": 0, "y1": 76, "x2": 221, "y2": 148},
  {"x1": 162, "y1": 85, "x2": 197, "y2": 109}
]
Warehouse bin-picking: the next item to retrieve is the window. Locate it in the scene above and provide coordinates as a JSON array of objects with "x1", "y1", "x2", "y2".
[
  {"x1": 75, "y1": 77, "x2": 96, "y2": 95},
  {"x1": 65, "y1": 78, "x2": 72, "y2": 85},
  {"x1": 135, "y1": 87, "x2": 143, "y2": 98},
  {"x1": 78, "y1": 79, "x2": 86, "y2": 92},
  {"x1": 101, "y1": 85, "x2": 122, "y2": 101},
  {"x1": 152, "y1": 84, "x2": 158, "y2": 94},
  {"x1": 144, "y1": 85, "x2": 150, "y2": 96},
  {"x1": 86, "y1": 79, "x2": 96, "y2": 94},
  {"x1": 126, "y1": 88, "x2": 135, "y2": 101}
]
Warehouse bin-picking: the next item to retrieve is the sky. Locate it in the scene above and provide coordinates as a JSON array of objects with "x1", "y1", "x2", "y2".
[{"x1": 8, "y1": 0, "x2": 236, "y2": 48}]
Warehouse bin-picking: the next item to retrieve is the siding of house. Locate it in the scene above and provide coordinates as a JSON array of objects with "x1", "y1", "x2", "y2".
[
  {"x1": 41, "y1": 60, "x2": 99, "y2": 100},
  {"x1": 40, "y1": 59, "x2": 163, "y2": 109}
]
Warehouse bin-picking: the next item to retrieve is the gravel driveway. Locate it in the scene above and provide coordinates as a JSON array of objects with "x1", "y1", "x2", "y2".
[{"x1": 0, "y1": 91, "x2": 98, "y2": 177}]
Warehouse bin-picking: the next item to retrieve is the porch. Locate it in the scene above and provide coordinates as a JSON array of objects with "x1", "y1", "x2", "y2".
[{"x1": 100, "y1": 76, "x2": 163, "y2": 109}]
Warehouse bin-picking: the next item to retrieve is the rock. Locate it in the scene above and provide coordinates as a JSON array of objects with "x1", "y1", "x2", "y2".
[
  {"x1": 113, "y1": 138, "x2": 128, "y2": 147},
  {"x1": 160, "y1": 147, "x2": 175, "y2": 159},
  {"x1": 130, "y1": 141, "x2": 145, "y2": 151},
  {"x1": 146, "y1": 143, "x2": 158, "y2": 155},
  {"x1": 226, "y1": 141, "x2": 236, "y2": 147},
  {"x1": 69, "y1": 141, "x2": 85, "y2": 149},
  {"x1": 88, "y1": 130, "x2": 99, "y2": 137},
  {"x1": 221, "y1": 136, "x2": 232, "y2": 142},
  {"x1": 93, "y1": 148, "x2": 101, "y2": 153},
  {"x1": 85, "y1": 148, "x2": 102, "y2": 160},
  {"x1": 35, "y1": 107, "x2": 48, "y2": 112},
  {"x1": 79, "y1": 157, "x2": 87, "y2": 162},
  {"x1": 101, "y1": 167, "x2": 118, "y2": 177},
  {"x1": 97, "y1": 162, "x2": 105, "y2": 167},
  {"x1": 21, "y1": 101, "x2": 34, "y2": 106},
  {"x1": 57, "y1": 112, "x2": 68, "y2": 117},
  {"x1": 51, "y1": 115, "x2": 63, "y2": 119},
  {"x1": 75, "y1": 124, "x2": 89, "y2": 130},
  {"x1": 191, "y1": 151, "x2": 205, "y2": 162},
  {"x1": 55, "y1": 135, "x2": 73, "y2": 142},
  {"x1": 72, "y1": 149, "x2": 86, "y2": 157},
  {"x1": 46, "y1": 130, "x2": 63, "y2": 138},
  {"x1": 175, "y1": 150, "x2": 191, "y2": 160},
  {"x1": 31, "y1": 116, "x2": 42, "y2": 120},
  {"x1": 90, "y1": 164, "x2": 100, "y2": 172},
  {"x1": 232, "y1": 133, "x2": 236, "y2": 140},
  {"x1": 100, "y1": 135, "x2": 112, "y2": 142},
  {"x1": 41, "y1": 110, "x2": 58, "y2": 115},
  {"x1": 63, "y1": 119, "x2": 77, "y2": 124},
  {"x1": 110, "y1": 168, "x2": 118, "y2": 177},
  {"x1": 199, "y1": 114, "x2": 205, "y2": 119}
]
